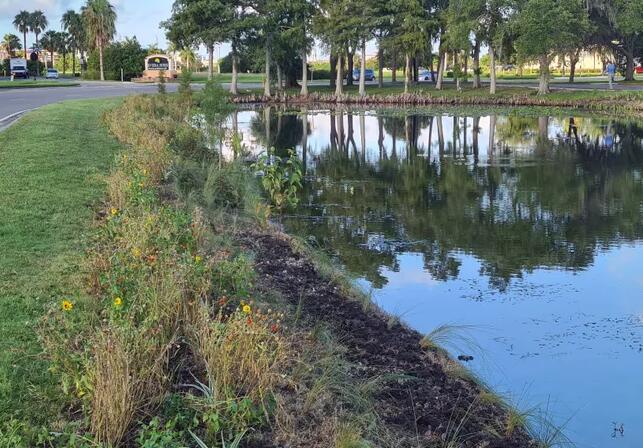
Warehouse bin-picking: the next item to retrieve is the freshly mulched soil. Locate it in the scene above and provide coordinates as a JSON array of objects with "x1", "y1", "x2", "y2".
[{"x1": 243, "y1": 230, "x2": 534, "y2": 448}]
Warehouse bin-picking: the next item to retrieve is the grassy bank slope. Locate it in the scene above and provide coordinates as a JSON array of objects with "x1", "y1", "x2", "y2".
[{"x1": 0, "y1": 99, "x2": 122, "y2": 427}]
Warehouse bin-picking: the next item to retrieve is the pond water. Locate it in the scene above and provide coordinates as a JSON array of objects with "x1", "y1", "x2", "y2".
[{"x1": 229, "y1": 107, "x2": 643, "y2": 448}]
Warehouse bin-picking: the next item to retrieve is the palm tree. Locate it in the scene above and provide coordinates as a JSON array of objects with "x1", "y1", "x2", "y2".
[
  {"x1": 2, "y1": 34, "x2": 22, "y2": 57},
  {"x1": 180, "y1": 47, "x2": 197, "y2": 71},
  {"x1": 82, "y1": 0, "x2": 117, "y2": 81},
  {"x1": 59, "y1": 32, "x2": 71, "y2": 74},
  {"x1": 29, "y1": 10, "x2": 48, "y2": 54},
  {"x1": 41, "y1": 30, "x2": 59, "y2": 68},
  {"x1": 13, "y1": 11, "x2": 30, "y2": 58},
  {"x1": 61, "y1": 10, "x2": 85, "y2": 76}
]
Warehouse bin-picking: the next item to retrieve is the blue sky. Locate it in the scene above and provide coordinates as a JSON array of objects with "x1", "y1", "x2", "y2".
[{"x1": 1, "y1": 0, "x2": 176, "y2": 51}]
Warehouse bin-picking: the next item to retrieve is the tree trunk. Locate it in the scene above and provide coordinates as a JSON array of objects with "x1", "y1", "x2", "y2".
[
  {"x1": 330, "y1": 53, "x2": 337, "y2": 88},
  {"x1": 62, "y1": 51, "x2": 67, "y2": 74},
  {"x1": 569, "y1": 51, "x2": 578, "y2": 83},
  {"x1": 347, "y1": 48, "x2": 354, "y2": 86},
  {"x1": 359, "y1": 38, "x2": 366, "y2": 97},
  {"x1": 472, "y1": 39, "x2": 481, "y2": 88},
  {"x1": 489, "y1": 44, "x2": 496, "y2": 94},
  {"x1": 98, "y1": 42, "x2": 105, "y2": 81},
  {"x1": 392, "y1": 49, "x2": 397, "y2": 82},
  {"x1": 404, "y1": 53, "x2": 411, "y2": 93},
  {"x1": 301, "y1": 48, "x2": 308, "y2": 96},
  {"x1": 23, "y1": 32, "x2": 27, "y2": 59},
  {"x1": 207, "y1": 44, "x2": 214, "y2": 81},
  {"x1": 538, "y1": 54, "x2": 549, "y2": 95},
  {"x1": 436, "y1": 48, "x2": 445, "y2": 90},
  {"x1": 454, "y1": 51, "x2": 461, "y2": 91},
  {"x1": 377, "y1": 43, "x2": 384, "y2": 88},
  {"x1": 50, "y1": 49, "x2": 54, "y2": 69},
  {"x1": 72, "y1": 48, "x2": 76, "y2": 76},
  {"x1": 335, "y1": 53, "x2": 344, "y2": 96},
  {"x1": 264, "y1": 46, "x2": 271, "y2": 97},
  {"x1": 276, "y1": 64, "x2": 283, "y2": 93},
  {"x1": 230, "y1": 47, "x2": 239, "y2": 94},
  {"x1": 624, "y1": 41, "x2": 634, "y2": 81}
]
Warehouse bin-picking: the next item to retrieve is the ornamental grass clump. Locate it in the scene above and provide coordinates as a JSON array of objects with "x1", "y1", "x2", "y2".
[{"x1": 189, "y1": 301, "x2": 287, "y2": 442}]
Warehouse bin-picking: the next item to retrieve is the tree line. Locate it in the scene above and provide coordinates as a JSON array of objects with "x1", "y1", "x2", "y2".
[
  {"x1": 6, "y1": 0, "x2": 116, "y2": 80},
  {"x1": 163, "y1": 0, "x2": 641, "y2": 95}
]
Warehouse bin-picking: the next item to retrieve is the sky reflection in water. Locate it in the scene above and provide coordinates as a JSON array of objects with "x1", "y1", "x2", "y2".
[{"x1": 230, "y1": 107, "x2": 643, "y2": 448}]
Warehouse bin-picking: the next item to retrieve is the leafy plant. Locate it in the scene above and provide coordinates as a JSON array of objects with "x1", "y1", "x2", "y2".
[{"x1": 252, "y1": 149, "x2": 303, "y2": 211}]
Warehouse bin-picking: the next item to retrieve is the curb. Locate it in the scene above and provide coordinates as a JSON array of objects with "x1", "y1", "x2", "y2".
[{"x1": 0, "y1": 108, "x2": 34, "y2": 131}]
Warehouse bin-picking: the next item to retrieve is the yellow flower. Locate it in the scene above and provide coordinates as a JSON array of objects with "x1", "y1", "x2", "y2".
[
  {"x1": 195, "y1": 255, "x2": 202, "y2": 264},
  {"x1": 138, "y1": 182, "x2": 145, "y2": 188},
  {"x1": 143, "y1": 169, "x2": 148, "y2": 176},
  {"x1": 242, "y1": 304, "x2": 251, "y2": 314},
  {"x1": 132, "y1": 247, "x2": 142, "y2": 258},
  {"x1": 113, "y1": 297, "x2": 123, "y2": 308},
  {"x1": 62, "y1": 300, "x2": 74, "y2": 312},
  {"x1": 110, "y1": 207, "x2": 118, "y2": 216}
]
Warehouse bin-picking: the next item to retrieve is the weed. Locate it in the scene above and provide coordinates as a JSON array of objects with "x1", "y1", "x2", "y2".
[{"x1": 252, "y1": 149, "x2": 303, "y2": 211}]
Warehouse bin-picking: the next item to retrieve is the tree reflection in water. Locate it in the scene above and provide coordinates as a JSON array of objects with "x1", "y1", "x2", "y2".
[{"x1": 245, "y1": 108, "x2": 643, "y2": 291}]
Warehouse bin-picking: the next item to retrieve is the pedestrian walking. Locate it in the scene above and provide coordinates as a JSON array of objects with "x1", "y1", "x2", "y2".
[{"x1": 606, "y1": 61, "x2": 617, "y2": 90}]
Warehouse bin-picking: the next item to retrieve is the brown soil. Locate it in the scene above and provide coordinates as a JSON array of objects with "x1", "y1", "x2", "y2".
[{"x1": 243, "y1": 230, "x2": 534, "y2": 448}]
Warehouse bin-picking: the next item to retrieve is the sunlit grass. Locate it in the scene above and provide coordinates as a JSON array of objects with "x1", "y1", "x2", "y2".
[{"x1": 0, "y1": 99, "x2": 123, "y2": 425}]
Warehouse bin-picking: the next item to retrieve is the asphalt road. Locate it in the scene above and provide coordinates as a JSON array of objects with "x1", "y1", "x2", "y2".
[{"x1": 0, "y1": 81, "x2": 185, "y2": 130}]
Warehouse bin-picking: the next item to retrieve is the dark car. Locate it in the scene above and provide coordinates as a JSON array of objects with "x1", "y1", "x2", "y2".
[{"x1": 352, "y1": 68, "x2": 375, "y2": 82}]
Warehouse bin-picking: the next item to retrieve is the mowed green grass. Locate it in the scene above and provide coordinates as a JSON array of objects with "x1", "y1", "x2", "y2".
[
  {"x1": 0, "y1": 80, "x2": 79, "y2": 89},
  {"x1": 0, "y1": 99, "x2": 122, "y2": 425}
]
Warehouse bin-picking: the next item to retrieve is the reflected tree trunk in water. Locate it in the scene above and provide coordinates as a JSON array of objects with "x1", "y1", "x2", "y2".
[
  {"x1": 264, "y1": 107, "x2": 272, "y2": 151},
  {"x1": 437, "y1": 116, "x2": 445, "y2": 156},
  {"x1": 463, "y1": 117, "x2": 468, "y2": 155},
  {"x1": 232, "y1": 110, "x2": 238, "y2": 137},
  {"x1": 347, "y1": 112, "x2": 357, "y2": 157},
  {"x1": 360, "y1": 112, "x2": 366, "y2": 163},
  {"x1": 405, "y1": 116, "x2": 411, "y2": 159},
  {"x1": 338, "y1": 110, "x2": 345, "y2": 153},
  {"x1": 538, "y1": 116, "x2": 549, "y2": 140},
  {"x1": 302, "y1": 108, "x2": 308, "y2": 174},
  {"x1": 488, "y1": 115, "x2": 496, "y2": 159},
  {"x1": 330, "y1": 111, "x2": 338, "y2": 152},
  {"x1": 427, "y1": 117, "x2": 434, "y2": 160},
  {"x1": 392, "y1": 125, "x2": 397, "y2": 160},
  {"x1": 412, "y1": 115, "x2": 419, "y2": 158},
  {"x1": 472, "y1": 116, "x2": 480, "y2": 164},
  {"x1": 378, "y1": 115, "x2": 385, "y2": 161},
  {"x1": 453, "y1": 116, "x2": 458, "y2": 156}
]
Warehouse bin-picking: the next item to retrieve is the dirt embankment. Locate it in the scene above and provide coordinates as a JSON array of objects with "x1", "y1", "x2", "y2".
[{"x1": 243, "y1": 231, "x2": 534, "y2": 448}]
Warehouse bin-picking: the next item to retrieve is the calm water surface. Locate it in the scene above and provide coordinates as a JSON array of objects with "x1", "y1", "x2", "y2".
[{"x1": 230, "y1": 107, "x2": 643, "y2": 448}]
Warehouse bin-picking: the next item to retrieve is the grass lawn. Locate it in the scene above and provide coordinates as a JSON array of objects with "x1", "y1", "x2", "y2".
[
  {"x1": 0, "y1": 80, "x2": 79, "y2": 89},
  {"x1": 0, "y1": 99, "x2": 123, "y2": 426}
]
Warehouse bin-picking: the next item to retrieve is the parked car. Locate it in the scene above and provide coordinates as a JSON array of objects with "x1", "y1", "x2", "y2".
[
  {"x1": 419, "y1": 69, "x2": 434, "y2": 81},
  {"x1": 636, "y1": 65, "x2": 643, "y2": 74},
  {"x1": 45, "y1": 68, "x2": 59, "y2": 79},
  {"x1": 351, "y1": 68, "x2": 375, "y2": 82}
]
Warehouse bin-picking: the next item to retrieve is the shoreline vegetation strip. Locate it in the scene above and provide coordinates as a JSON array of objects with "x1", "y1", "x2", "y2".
[
  {"x1": 230, "y1": 89, "x2": 643, "y2": 113},
  {"x1": 2, "y1": 84, "x2": 540, "y2": 446}
]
